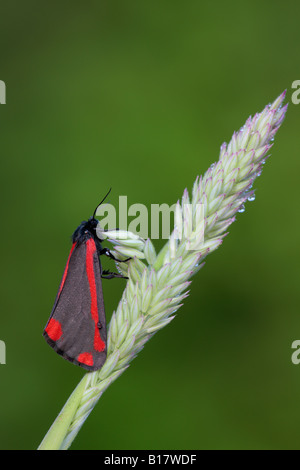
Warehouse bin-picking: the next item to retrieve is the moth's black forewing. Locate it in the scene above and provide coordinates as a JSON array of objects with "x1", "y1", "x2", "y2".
[{"x1": 43, "y1": 231, "x2": 107, "y2": 371}]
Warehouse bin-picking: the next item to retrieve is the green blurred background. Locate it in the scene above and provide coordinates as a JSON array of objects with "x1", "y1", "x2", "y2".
[{"x1": 0, "y1": 0, "x2": 299, "y2": 450}]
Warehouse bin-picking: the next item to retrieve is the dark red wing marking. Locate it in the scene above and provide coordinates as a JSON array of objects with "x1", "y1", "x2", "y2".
[
  {"x1": 45, "y1": 242, "x2": 76, "y2": 341},
  {"x1": 77, "y1": 352, "x2": 94, "y2": 367},
  {"x1": 45, "y1": 318, "x2": 63, "y2": 341},
  {"x1": 85, "y1": 238, "x2": 106, "y2": 353},
  {"x1": 58, "y1": 242, "x2": 76, "y2": 297},
  {"x1": 43, "y1": 238, "x2": 107, "y2": 371}
]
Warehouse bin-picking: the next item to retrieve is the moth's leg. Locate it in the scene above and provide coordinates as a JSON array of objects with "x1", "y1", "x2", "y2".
[
  {"x1": 101, "y1": 269, "x2": 128, "y2": 280},
  {"x1": 100, "y1": 247, "x2": 131, "y2": 263}
]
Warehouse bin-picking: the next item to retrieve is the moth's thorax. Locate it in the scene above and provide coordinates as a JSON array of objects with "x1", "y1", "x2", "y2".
[{"x1": 72, "y1": 217, "x2": 100, "y2": 245}]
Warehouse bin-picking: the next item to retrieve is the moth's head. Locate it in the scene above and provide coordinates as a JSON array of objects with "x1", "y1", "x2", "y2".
[
  {"x1": 72, "y1": 218, "x2": 99, "y2": 244},
  {"x1": 72, "y1": 190, "x2": 111, "y2": 244},
  {"x1": 87, "y1": 216, "x2": 99, "y2": 231}
]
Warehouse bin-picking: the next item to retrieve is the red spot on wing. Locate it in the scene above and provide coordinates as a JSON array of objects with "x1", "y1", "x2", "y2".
[
  {"x1": 86, "y1": 239, "x2": 106, "y2": 352},
  {"x1": 58, "y1": 242, "x2": 76, "y2": 297},
  {"x1": 77, "y1": 352, "x2": 93, "y2": 366},
  {"x1": 45, "y1": 318, "x2": 63, "y2": 341},
  {"x1": 94, "y1": 328, "x2": 105, "y2": 352}
]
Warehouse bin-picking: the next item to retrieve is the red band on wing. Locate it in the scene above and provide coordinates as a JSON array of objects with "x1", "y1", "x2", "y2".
[
  {"x1": 45, "y1": 318, "x2": 63, "y2": 341},
  {"x1": 58, "y1": 242, "x2": 76, "y2": 297},
  {"x1": 94, "y1": 328, "x2": 105, "y2": 351},
  {"x1": 86, "y1": 239, "x2": 105, "y2": 352}
]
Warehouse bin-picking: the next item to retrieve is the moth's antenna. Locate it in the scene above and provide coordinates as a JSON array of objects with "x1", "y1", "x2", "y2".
[{"x1": 93, "y1": 188, "x2": 112, "y2": 219}]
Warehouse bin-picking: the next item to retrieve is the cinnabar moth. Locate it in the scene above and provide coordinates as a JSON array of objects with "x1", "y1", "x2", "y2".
[{"x1": 43, "y1": 190, "x2": 128, "y2": 371}]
